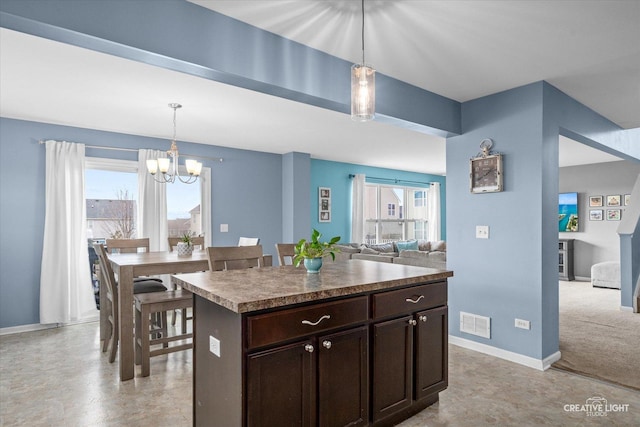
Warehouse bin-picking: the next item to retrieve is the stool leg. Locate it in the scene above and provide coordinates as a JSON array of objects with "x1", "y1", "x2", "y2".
[
  {"x1": 181, "y1": 308, "x2": 188, "y2": 334},
  {"x1": 140, "y1": 304, "x2": 151, "y2": 377}
]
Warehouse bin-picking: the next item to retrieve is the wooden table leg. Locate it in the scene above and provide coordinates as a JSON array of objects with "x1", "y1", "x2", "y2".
[{"x1": 118, "y1": 266, "x2": 135, "y2": 381}]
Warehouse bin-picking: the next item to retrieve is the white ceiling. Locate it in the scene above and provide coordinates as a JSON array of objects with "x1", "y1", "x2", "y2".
[{"x1": 2, "y1": 0, "x2": 637, "y2": 174}]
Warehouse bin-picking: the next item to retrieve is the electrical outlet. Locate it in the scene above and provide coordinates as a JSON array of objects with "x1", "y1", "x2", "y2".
[
  {"x1": 209, "y1": 335, "x2": 221, "y2": 357},
  {"x1": 220, "y1": 224, "x2": 229, "y2": 232},
  {"x1": 515, "y1": 318, "x2": 530, "y2": 330},
  {"x1": 476, "y1": 225, "x2": 489, "y2": 239}
]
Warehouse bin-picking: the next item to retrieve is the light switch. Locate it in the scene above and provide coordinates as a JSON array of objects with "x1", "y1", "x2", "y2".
[
  {"x1": 476, "y1": 225, "x2": 489, "y2": 239},
  {"x1": 220, "y1": 224, "x2": 229, "y2": 233}
]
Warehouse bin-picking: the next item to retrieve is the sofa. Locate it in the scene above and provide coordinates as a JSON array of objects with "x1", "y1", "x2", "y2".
[{"x1": 334, "y1": 240, "x2": 447, "y2": 270}]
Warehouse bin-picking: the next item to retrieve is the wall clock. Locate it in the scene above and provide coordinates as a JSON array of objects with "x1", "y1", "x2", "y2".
[{"x1": 470, "y1": 139, "x2": 503, "y2": 193}]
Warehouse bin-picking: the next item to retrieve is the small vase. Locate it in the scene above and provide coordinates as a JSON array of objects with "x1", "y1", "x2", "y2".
[
  {"x1": 303, "y1": 257, "x2": 323, "y2": 273},
  {"x1": 176, "y1": 242, "x2": 193, "y2": 257}
]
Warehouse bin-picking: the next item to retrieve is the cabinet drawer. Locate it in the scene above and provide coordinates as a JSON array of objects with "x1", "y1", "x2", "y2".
[
  {"x1": 372, "y1": 282, "x2": 446, "y2": 320},
  {"x1": 247, "y1": 296, "x2": 369, "y2": 350}
]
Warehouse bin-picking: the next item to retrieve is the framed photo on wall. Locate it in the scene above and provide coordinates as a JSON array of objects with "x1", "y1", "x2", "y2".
[
  {"x1": 606, "y1": 209, "x2": 621, "y2": 221},
  {"x1": 606, "y1": 195, "x2": 621, "y2": 207},
  {"x1": 589, "y1": 196, "x2": 603, "y2": 207},
  {"x1": 319, "y1": 187, "x2": 331, "y2": 223},
  {"x1": 589, "y1": 209, "x2": 603, "y2": 221}
]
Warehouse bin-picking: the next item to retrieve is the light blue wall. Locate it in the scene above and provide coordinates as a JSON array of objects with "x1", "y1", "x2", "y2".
[
  {"x1": 310, "y1": 159, "x2": 446, "y2": 244},
  {"x1": 447, "y1": 82, "x2": 639, "y2": 361},
  {"x1": 282, "y1": 152, "x2": 311, "y2": 243},
  {"x1": 447, "y1": 83, "x2": 546, "y2": 359},
  {"x1": 0, "y1": 118, "x2": 283, "y2": 328}
]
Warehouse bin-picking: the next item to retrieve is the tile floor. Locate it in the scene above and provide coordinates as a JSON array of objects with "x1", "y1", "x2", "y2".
[{"x1": 1, "y1": 322, "x2": 638, "y2": 426}]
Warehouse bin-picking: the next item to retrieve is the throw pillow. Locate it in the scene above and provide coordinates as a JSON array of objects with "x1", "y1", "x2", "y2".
[
  {"x1": 361, "y1": 247, "x2": 380, "y2": 255},
  {"x1": 396, "y1": 240, "x2": 419, "y2": 251},
  {"x1": 367, "y1": 242, "x2": 395, "y2": 253},
  {"x1": 431, "y1": 240, "x2": 446, "y2": 252}
]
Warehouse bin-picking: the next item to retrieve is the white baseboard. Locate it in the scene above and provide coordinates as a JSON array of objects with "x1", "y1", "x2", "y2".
[
  {"x1": 0, "y1": 315, "x2": 99, "y2": 336},
  {"x1": 620, "y1": 305, "x2": 634, "y2": 312},
  {"x1": 449, "y1": 335, "x2": 561, "y2": 371}
]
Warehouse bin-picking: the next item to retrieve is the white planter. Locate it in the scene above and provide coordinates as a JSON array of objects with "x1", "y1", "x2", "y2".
[{"x1": 176, "y1": 242, "x2": 193, "y2": 257}]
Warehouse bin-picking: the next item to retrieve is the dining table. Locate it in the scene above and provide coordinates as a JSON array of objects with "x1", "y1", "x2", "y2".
[{"x1": 106, "y1": 250, "x2": 210, "y2": 381}]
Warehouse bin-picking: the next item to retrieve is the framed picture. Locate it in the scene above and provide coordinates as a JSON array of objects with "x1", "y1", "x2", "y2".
[
  {"x1": 606, "y1": 195, "x2": 621, "y2": 207},
  {"x1": 589, "y1": 209, "x2": 603, "y2": 221},
  {"x1": 606, "y1": 209, "x2": 621, "y2": 221},
  {"x1": 624, "y1": 194, "x2": 631, "y2": 206},
  {"x1": 589, "y1": 196, "x2": 603, "y2": 207},
  {"x1": 318, "y1": 187, "x2": 331, "y2": 223}
]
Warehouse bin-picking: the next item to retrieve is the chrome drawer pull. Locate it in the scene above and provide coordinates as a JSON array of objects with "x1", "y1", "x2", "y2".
[
  {"x1": 419, "y1": 315, "x2": 428, "y2": 322},
  {"x1": 304, "y1": 344, "x2": 314, "y2": 353},
  {"x1": 405, "y1": 295, "x2": 425, "y2": 304},
  {"x1": 322, "y1": 340, "x2": 332, "y2": 349},
  {"x1": 408, "y1": 319, "x2": 417, "y2": 326},
  {"x1": 301, "y1": 315, "x2": 331, "y2": 326}
]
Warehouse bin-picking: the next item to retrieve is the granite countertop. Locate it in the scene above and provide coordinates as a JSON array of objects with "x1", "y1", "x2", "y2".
[{"x1": 172, "y1": 259, "x2": 453, "y2": 314}]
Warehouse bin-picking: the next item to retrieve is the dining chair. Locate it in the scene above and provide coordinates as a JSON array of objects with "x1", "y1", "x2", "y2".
[
  {"x1": 275, "y1": 243, "x2": 296, "y2": 266},
  {"x1": 167, "y1": 235, "x2": 206, "y2": 331},
  {"x1": 93, "y1": 244, "x2": 168, "y2": 363},
  {"x1": 167, "y1": 236, "x2": 205, "y2": 252},
  {"x1": 238, "y1": 237, "x2": 260, "y2": 246},
  {"x1": 207, "y1": 245, "x2": 265, "y2": 271},
  {"x1": 134, "y1": 288, "x2": 193, "y2": 377}
]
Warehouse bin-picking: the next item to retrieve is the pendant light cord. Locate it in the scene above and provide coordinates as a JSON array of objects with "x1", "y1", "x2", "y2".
[{"x1": 361, "y1": 0, "x2": 366, "y2": 65}]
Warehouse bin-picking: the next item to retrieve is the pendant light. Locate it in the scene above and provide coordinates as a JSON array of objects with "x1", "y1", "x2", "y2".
[
  {"x1": 351, "y1": 0, "x2": 375, "y2": 121},
  {"x1": 146, "y1": 103, "x2": 202, "y2": 184}
]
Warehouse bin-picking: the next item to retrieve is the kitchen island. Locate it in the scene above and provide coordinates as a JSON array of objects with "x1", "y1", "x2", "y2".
[{"x1": 173, "y1": 259, "x2": 453, "y2": 427}]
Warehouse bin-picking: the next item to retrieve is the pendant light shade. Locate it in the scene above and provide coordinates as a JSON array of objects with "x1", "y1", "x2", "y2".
[
  {"x1": 351, "y1": 63, "x2": 375, "y2": 121},
  {"x1": 351, "y1": 0, "x2": 375, "y2": 121}
]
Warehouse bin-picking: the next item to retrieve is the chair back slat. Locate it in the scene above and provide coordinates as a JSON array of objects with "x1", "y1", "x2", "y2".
[
  {"x1": 207, "y1": 245, "x2": 264, "y2": 271},
  {"x1": 275, "y1": 243, "x2": 296, "y2": 266},
  {"x1": 106, "y1": 238, "x2": 150, "y2": 254}
]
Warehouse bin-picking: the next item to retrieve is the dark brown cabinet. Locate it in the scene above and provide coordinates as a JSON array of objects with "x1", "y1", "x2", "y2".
[
  {"x1": 246, "y1": 327, "x2": 369, "y2": 427},
  {"x1": 245, "y1": 298, "x2": 370, "y2": 427},
  {"x1": 371, "y1": 284, "x2": 448, "y2": 426},
  {"x1": 192, "y1": 278, "x2": 448, "y2": 427}
]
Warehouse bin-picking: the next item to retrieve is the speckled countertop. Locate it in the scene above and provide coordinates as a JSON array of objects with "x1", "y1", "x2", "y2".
[{"x1": 172, "y1": 259, "x2": 453, "y2": 314}]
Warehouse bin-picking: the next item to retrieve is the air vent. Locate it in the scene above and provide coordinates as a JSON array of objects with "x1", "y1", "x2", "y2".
[{"x1": 460, "y1": 311, "x2": 491, "y2": 339}]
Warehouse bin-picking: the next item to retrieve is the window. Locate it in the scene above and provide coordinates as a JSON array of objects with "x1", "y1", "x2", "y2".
[
  {"x1": 85, "y1": 158, "x2": 138, "y2": 242},
  {"x1": 365, "y1": 184, "x2": 428, "y2": 244},
  {"x1": 388, "y1": 203, "x2": 396, "y2": 216},
  {"x1": 167, "y1": 178, "x2": 202, "y2": 237}
]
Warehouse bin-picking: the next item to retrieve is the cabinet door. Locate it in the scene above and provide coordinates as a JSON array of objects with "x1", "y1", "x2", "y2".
[
  {"x1": 414, "y1": 306, "x2": 448, "y2": 400},
  {"x1": 318, "y1": 326, "x2": 369, "y2": 427},
  {"x1": 246, "y1": 340, "x2": 316, "y2": 427},
  {"x1": 371, "y1": 315, "x2": 413, "y2": 423}
]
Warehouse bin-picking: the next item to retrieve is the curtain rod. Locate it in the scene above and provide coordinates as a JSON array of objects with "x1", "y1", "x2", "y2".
[
  {"x1": 349, "y1": 174, "x2": 433, "y2": 186},
  {"x1": 38, "y1": 140, "x2": 223, "y2": 162}
]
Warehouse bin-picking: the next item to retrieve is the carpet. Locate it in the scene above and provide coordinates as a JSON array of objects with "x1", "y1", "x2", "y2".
[{"x1": 553, "y1": 280, "x2": 640, "y2": 391}]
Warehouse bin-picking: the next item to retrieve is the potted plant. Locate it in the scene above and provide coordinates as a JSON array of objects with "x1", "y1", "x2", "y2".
[
  {"x1": 294, "y1": 229, "x2": 341, "y2": 273},
  {"x1": 176, "y1": 232, "x2": 195, "y2": 257}
]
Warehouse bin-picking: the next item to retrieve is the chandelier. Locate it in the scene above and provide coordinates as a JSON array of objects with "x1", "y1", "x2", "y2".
[
  {"x1": 146, "y1": 103, "x2": 202, "y2": 184},
  {"x1": 351, "y1": 0, "x2": 375, "y2": 121}
]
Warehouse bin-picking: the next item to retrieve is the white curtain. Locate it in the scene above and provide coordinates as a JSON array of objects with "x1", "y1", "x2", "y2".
[
  {"x1": 351, "y1": 174, "x2": 366, "y2": 243},
  {"x1": 40, "y1": 140, "x2": 98, "y2": 324},
  {"x1": 427, "y1": 182, "x2": 441, "y2": 241},
  {"x1": 137, "y1": 149, "x2": 168, "y2": 251},
  {"x1": 200, "y1": 167, "x2": 212, "y2": 247}
]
